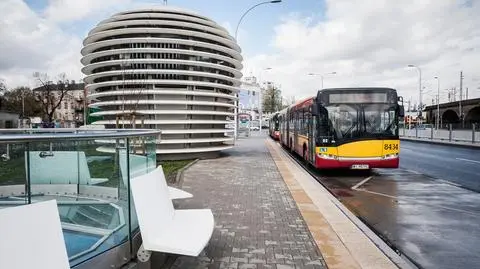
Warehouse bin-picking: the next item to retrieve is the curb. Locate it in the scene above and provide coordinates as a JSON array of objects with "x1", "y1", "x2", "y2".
[
  {"x1": 174, "y1": 159, "x2": 200, "y2": 188},
  {"x1": 400, "y1": 137, "x2": 480, "y2": 149}
]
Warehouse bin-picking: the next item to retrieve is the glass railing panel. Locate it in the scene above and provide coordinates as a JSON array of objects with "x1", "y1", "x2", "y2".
[
  {"x1": 27, "y1": 140, "x2": 79, "y2": 198},
  {"x1": 127, "y1": 135, "x2": 158, "y2": 236},
  {"x1": 0, "y1": 142, "x2": 28, "y2": 207},
  {"x1": 63, "y1": 137, "x2": 127, "y2": 267},
  {"x1": 0, "y1": 129, "x2": 161, "y2": 268},
  {"x1": 145, "y1": 135, "x2": 158, "y2": 173}
]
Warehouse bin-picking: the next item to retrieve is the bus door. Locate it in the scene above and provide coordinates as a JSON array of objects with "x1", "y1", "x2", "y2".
[{"x1": 308, "y1": 112, "x2": 315, "y2": 163}]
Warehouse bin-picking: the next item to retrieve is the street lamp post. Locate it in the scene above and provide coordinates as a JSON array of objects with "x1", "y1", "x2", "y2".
[
  {"x1": 234, "y1": 0, "x2": 282, "y2": 140},
  {"x1": 434, "y1": 76, "x2": 440, "y2": 130},
  {"x1": 234, "y1": 1, "x2": 282, "y2": 40},
  {"x1": 308, "y1": 72, "x2": 337, "y2": 89},
  {"x1": 408, "y1": 64, "x2": 422, "y2": 124},
  {"x1": 259, "y1": 67, "x2": 272, "y2": 132}
]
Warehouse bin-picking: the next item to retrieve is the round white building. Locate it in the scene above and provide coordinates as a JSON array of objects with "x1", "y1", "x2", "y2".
[{"x1": 81, "y1": 7, "x2": 243, "y2": 159}]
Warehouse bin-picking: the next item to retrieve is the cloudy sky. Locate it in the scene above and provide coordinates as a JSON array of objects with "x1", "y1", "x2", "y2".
[{"x1": 1, "y1": 0, "x2": 479, "y2": 106}]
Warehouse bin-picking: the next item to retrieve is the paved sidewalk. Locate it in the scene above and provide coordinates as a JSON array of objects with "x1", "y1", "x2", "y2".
[{"x1": 169, "y1": 136, "x2": 327, "y2": 269}]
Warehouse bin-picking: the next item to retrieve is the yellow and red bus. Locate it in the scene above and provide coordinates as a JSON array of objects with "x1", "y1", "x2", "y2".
[
  {"x1": 279, "y1": 88, "x2": 404, "y2": 169},
  {"x1": 268, "y1": 112, "x2": 280, "y2": 140}
]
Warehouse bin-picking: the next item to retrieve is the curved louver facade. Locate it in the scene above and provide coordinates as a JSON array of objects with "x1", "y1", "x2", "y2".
[{"x1": 81, "y1": 7, "x2": 242, "y2": 159}]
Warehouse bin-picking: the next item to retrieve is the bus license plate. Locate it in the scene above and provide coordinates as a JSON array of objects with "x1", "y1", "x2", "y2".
[{"x1": 351, "y1": 164, "x2": 369, "y2": 169}]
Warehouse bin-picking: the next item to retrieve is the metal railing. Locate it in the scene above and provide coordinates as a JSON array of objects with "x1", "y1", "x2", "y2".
[{"x1": 400, "y1": 123, "x2": 479, "y2": 144}]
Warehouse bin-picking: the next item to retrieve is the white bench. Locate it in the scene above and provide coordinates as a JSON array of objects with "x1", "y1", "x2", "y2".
[
  {"x1": 130, "y1": 166, "x2": 214, "y2": 257},
  {"x1": 0, "y1": 200, "x2": 70, "y2": 269},
  {"x1": 27, "y1": 151, "x2": 108, "y2": 185},
  {"x1": 118, "y1": 149, "x2": 192, "y2": 200}
]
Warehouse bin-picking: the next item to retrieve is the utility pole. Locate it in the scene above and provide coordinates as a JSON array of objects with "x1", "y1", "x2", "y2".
[
  {"x1": 271, "y1": 84, "x2": 275, "y2": 113},
  {"x1": 83, "y1": 87, "x2": 87, "y2": 126},
  {"x1": 459, "y1": 71, "x2": 464, "y2": 127},
  {"x1": 466, "y1": 87, "x2": 469, "y2": 100},
  {"x1": 434, "y1": 76, "x2": 440, "y2": 130}
]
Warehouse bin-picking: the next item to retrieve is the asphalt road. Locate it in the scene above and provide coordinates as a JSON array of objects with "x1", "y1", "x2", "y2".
[
  {"x1": 308, "y1": 140, "x2": 480, "y2": 269},
  {"x1": 315, "y1": 168, "x2": 480, "y2": 269},
  {"x1": 399, "y1": 140, "x2": 480, "y2": 191},
  {"x1": 282, "y1": 138, "x2": 480, "y2": 269}
]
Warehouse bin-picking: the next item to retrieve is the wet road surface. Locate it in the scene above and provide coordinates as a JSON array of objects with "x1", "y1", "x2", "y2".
[
  {"x1": 280, "y1": 139, "x2": 480, "y2": 269},
  {"x1": 399, "y1": 140, "x2": 480, "y2": 191},
  {"x1": 313, "y1": 168, "x2": 480, "y2": 269}
]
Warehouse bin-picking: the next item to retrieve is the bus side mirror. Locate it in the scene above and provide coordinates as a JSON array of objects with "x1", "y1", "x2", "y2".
[
  {"x1": 398, "y1": 105, "x2": 405, "y2": 118},
  {"x1": 311, "y1": 103, "x2": 318, "y2": 116}
]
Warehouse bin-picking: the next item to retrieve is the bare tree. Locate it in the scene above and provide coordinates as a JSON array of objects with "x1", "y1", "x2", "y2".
[
  {"x1": 0, "y1": 78, "x2": 6, "y2": 95},
  {"x1": 262, "y1": 84, "x2": 283, "y2": 113},
  {"x1": 2, "y1": 87, "x2": 42, "y2": 117},
  {"x1": 33, "y1": 72, "x2": 76, "y2": 123}
]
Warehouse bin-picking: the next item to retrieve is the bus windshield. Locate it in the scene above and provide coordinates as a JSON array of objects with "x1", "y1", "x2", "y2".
[{"x1": 322, "y1": 103, "x2": 398, "y2": 141}]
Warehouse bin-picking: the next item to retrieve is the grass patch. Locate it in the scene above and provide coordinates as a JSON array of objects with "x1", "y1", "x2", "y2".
[
  {"x1": 0, "y1": 157, "x2": 27, "y2": 185},
  {"x1": 158, "y1": 160, "x2": 194, "y2": 184}
]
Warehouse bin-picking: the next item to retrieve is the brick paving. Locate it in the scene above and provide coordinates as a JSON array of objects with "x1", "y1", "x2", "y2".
[{"x1": 168, "y1": 136, "x2": 327, "y2": 269}]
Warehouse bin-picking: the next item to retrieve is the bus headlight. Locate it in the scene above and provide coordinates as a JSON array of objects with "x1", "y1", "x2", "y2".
[
  {"x1": 383, "y1": 153, "x2": 399, "y2": 159},
  {"x1": 318, "y1": 154, "x2": 337, "y2": 160}
]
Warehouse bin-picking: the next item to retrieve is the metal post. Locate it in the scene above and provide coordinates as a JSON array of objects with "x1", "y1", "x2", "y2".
[
  {"x1": 26, "y1": 142, "x2": 31, "y2": 204},
  {"x1": 415, "y1": 126, "x2": 418, "y2": 138},
  {"x1": 435, "y1": 76, "x2": 440, "y2": 130},
  {"x1": 473, "y1": 123, "x2": 476, "y2": 144},
  {"x1": 235, "y1": 1, "x2": 282, "y2": 41},
  {"x1": 449, "y1": 124, "x2": 452, "y2": 141},
  {"x1": 459, "y1": 71, "x2": 463, "y2": 128},
  {"x1": 259, "y1": 87, "x2": 263, "y2": 133},
  {"x1": 83, "y1": 87, "x2": 87, "y2": 126},
  {"x1": 431, "y1": 126, "x2": 434, "y2": 140},
  {"x1": 234, "y1": 97, "x2": 238, "y2": 140},
  {"x1": 408, "y1": 65, "x2": 422, "y2": 125},
  {"x1": 418, "y1": 68, "x2": 422, "y2": 125}
]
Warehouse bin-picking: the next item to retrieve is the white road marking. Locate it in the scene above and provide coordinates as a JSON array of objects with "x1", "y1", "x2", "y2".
[
  {"x1": 351, "y1": 176, "x2": 373, "y2": 190},
  {"x1": 404, "y1": 169, "x2": 421, "y2": 174},
  {"x1": 436, "y1": 179, "x2": 462, "y2": 187},
  {"x1": 455, "y1": 158, "x2": 480, "y2": 164},
  {"x1": 356, "y1": 188, "x2": 398, "y2": 199}
]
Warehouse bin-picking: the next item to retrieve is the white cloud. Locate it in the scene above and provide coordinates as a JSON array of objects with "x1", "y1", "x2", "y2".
[
  {"x1": 0, "y1": 0, "x2": 84, "y2": 88},
  {"x1": 0, "y1": 0, "x2": 225, "y2": 90},
  {"x1": 44, "y1": 0, "x2": 131, "y2": 23},
  {"x1": 1, "y1": 0, "x2": 479, "y2": 106},
  {"x1": 0, "y1": 0, "x2": 137, "y2": 89},
  {"x1": 244, "y1": 0, "x2": 480, "y2": 104}
]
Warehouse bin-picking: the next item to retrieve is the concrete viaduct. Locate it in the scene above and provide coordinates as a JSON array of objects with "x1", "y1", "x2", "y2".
[{"x1": 424, "y1": 97, "x2": 480, "y2": 128}]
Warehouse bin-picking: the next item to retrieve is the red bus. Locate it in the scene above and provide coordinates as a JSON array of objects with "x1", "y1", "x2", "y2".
[{"x1": 268, "y1": 112, "x2": 280, "y2": 140}]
